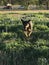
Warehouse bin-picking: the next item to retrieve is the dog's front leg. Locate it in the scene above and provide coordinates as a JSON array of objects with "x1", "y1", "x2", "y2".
[{"x1": 24, "y1": 31, "x2": 28, "y2": 37}]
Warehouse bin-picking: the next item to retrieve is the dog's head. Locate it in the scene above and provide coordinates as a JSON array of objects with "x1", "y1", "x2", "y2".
[{"x1": 21, "y1": 19, "x2": 31, "y2": 26}]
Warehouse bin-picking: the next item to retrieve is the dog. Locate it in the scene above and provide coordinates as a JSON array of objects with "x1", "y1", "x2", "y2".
[{"x1": 21, "y1": 19, "x2": 33, "y2": 37}]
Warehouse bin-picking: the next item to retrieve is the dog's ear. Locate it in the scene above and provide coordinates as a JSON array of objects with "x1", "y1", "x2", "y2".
[
  {"x1": 27, "y1": 19, "x2": 31, "y2": 22},
  {"x1": 21, "y1": 19, "x2": 22, "y2": 21},
  {"x1": 21, "y1": 19, "x2": 24, "y2": 25},
  {"x1": 21, "y1": 19, "x2": 23, "y2": 22},
  {"x1": 28, "y1": 19, "x2": 31, "y2": 21}
]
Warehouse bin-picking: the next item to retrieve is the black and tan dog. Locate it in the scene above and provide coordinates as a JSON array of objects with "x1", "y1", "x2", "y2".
[{"x1": 21, "y1": 19, "x2": 33, "y2": 37}]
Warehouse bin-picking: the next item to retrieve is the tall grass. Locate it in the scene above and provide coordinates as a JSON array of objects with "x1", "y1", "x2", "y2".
[{"x1": 0, "y1": 13, "x2": 49, "y2": 65}]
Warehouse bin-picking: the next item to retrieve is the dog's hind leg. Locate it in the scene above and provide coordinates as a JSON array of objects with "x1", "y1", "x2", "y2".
[
  {"x1": 28, "y1": 31, "x2": 32, "y2": 37},
  {"x1": 24, "y1": 31, "x2": 28, "y2": 37}
]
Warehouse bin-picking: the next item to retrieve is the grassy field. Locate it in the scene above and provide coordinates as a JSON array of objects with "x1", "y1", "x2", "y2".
[{"x1": 0, "y1": 11, "x2": 49, "y2": 65}]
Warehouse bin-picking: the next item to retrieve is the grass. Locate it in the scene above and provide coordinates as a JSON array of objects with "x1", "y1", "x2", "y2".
[{"x1": 0, "y1": 12, "x2": 49, "y2": 65}]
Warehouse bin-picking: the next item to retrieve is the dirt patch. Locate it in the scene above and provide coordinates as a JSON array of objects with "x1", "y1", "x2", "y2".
[{"x1": 0, "y1": 10, "x2": 49, "y2": 14}]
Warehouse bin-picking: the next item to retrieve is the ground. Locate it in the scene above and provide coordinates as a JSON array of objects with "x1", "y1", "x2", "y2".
[
  {"x1": 0, "y1": 10, "x2": 49, "y2": 65},
  {"x1": 0, "y1": 10, "x2": 49, "y2": 14}
]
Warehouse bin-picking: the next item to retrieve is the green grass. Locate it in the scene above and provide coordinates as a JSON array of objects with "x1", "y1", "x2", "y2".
[{"x1": 0, "y1": 12, "x2": 49, "y2": 65}]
